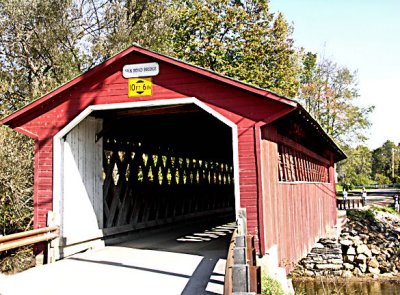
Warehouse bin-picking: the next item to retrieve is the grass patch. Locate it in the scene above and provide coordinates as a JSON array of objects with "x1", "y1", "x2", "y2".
[
  {"x1": 346, "y1": 209, "x2": 375, "y2": 221},
  {"x1": 370, "y1": 205, "x2": 400, "y2": 216}
]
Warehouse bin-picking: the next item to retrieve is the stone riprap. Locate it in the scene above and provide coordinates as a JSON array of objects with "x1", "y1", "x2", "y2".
[{"x1": 292, "y1": 208, "x2": 400, "y2": 278}]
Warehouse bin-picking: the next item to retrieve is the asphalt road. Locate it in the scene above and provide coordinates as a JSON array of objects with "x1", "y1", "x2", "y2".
[{"x1": 347, "y1": 188, "x2": 400, "y2": 207}]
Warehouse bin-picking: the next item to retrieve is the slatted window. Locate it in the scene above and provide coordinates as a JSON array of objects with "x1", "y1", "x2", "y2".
[{"x1": 278, "y1": 144, "x2": 329, "y2": 183}]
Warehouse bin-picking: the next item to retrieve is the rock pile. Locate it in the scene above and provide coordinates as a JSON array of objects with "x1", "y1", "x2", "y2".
[
  {"x1": 293, "y1": 208, "x2": 400, "y2": 278},
  {"x1": 295, "y1": 238, "x2": 343, "y2": 277}
]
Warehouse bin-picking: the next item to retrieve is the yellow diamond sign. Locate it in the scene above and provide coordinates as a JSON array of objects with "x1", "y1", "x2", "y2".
[{"x1": 128, "y1": 78, "x2": 152, "y2": 97}]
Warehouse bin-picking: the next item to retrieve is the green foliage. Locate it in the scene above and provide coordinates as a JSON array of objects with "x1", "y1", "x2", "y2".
[
  {"x1": 371, "y1": 140, "x2": 399, "y2": 181},
  {"x1": 346, "y1": 209, "x2": 375, "y2": 221},
  {"x1": 374, "y1": 173, "x2": 391, "y2": 185},
  {"x1": 337, "y1": 145, "x2": 373, "y2": 187},
  {"x1": 340, "y1": 182, "x2": 353, "y2": 191},
  {"x1": 171, "y1": 0, "x2": 301, "y2": 98},
  {"x1": 370, "y1": 205, "x2": 400, "y2": 216},
  {"x1": 351, "y1": 174, "x2": 373, "y2": 186},
  {"x1": 261, "y1": 273, "x2": 290, "y2": 295}
]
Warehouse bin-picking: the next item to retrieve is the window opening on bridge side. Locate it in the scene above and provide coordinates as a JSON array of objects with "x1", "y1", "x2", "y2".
[{"x1": 277, "y1": 144, "x2": 329, "y2": 183}]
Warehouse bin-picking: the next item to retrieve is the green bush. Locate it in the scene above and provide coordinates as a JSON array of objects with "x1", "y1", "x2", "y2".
[
  {"x1": 351, "y1": 174, "x2": 373, "y2": 187},
  {"x1": 340, "y1": 182, "x2": 353, "y2": 191},
  {"x1": 346, "y1": 209, "x2": 375, "y2": 221},
  {"x1": 375, "y1": 173, "x2": 391, "y2": 185},
  {"x1": 261, "y1": 273, "x2": 290, "y2": 295}
]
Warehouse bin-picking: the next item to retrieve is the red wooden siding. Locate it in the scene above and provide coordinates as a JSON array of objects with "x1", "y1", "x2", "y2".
[
  {"x1": 260, "y1": 125, "x2": 337, "y2": 272},
  {"x1": 34, "y1": 140, "x2": 54, "y2": 229}
]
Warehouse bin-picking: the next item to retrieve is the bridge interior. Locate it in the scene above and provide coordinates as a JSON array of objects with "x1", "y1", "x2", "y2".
[{"x1": 93, "y1": 104, "x2": 236, "y2": 236}]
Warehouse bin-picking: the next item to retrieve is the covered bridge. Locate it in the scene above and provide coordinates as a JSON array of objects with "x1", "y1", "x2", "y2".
[{"x1": 0, "y1": 45, "x2": 345, "y2": 270}]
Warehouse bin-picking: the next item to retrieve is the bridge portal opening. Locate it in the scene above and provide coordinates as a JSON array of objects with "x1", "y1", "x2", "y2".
[
  {"x1": 96, "y1": 104, "x2": 236, "y2": 233},
  {"x1": 56, "y1": 102, "x2": 237, "y2": 256}
]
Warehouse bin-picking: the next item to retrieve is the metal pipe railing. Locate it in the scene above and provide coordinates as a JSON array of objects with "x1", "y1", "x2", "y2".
[{"x1": 0, "y1": 226, "x2": 59, "y2": 252}]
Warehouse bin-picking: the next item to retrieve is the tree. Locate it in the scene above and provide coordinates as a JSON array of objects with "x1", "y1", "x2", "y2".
[
  {"x1": 337, "y1": 145, "x2": 373, "y2": 187},
  {"x1": 80, "y1": 0, "x2": 177, "y2": 61},
  {"x1": 298, "y1": 54, "x2": 374, "y2": 145},
  {"x1": 0, "y1": 0, "x2": 83, "y2": 115},
  {"x1": 171, "y1": 0, "x2": 300, "y2": 97},
  {"x1": 0, "y1": 0, "x2": 177, "y2": 118},
  {"x1": 0, "y1": 127, "x2": 34, "y2": 235},
  {"x1": 371, "y1": 140, "x2": 400, "y2": 181}
]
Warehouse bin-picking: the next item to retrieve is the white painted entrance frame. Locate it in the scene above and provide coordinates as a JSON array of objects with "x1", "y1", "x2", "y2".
[{"x1": 53, "y1": 97, "x2": 241, "y2": 250}]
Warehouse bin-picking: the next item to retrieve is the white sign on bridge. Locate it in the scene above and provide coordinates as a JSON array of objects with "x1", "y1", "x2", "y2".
[{"x1": 122, "y1": 62, "x2": 159, "y2": 78}]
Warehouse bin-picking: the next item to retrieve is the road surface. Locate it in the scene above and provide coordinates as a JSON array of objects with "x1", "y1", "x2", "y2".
[{"x1": 0, "y1": 220, "x2": 235, "y2": 295}]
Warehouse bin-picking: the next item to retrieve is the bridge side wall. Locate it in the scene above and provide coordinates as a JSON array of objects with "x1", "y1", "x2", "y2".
[{"x1": 260, "y1": 126, "x2": 337, "y2": 271}]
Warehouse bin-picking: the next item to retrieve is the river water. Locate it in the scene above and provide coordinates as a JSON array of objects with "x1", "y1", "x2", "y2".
[{"x1": 293, "y1": 279, "x2": 400, "y2": 295}]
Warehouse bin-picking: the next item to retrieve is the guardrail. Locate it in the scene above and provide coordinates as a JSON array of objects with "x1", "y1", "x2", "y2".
[
  {"x1": 224, "y1": 232, "x2": 261, "y2": 295},
  {"x1": 337, "y1": 198, "x2": 364, "y2": 210},
  {"x1": 0, "y1": 226, "x2": 59, "y2": 253}
]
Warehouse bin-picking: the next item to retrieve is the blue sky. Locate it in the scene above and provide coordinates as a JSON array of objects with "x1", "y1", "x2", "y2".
[{"x1": 269, "y1": 0, "x2": 400, "y2": 149}]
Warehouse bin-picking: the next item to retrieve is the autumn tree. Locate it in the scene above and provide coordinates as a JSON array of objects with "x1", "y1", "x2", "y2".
[
  {"x1": 171, "y1": 0, "x2": 300, "y2": 97},
  {"x1": 298, "y1": 53, "x2": 374, "y2": 145}
]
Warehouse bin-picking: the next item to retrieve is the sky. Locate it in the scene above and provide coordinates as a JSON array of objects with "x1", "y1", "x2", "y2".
[{"x1": 269, "y1": 0, "x2": 400, "y2": 150}]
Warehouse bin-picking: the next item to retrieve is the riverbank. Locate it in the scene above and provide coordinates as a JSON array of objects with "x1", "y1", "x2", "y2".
[
  {"x1": 292, "y1": 205, "x2": 400, "y2": 280},
  {"x1": 292, "y1": 276, "x2": 400, "y2": 295}
]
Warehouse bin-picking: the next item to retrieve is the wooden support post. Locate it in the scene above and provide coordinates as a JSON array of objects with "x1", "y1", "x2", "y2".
[
  {"x1": 47, "y1": 211, "x2": 60, "y2": 263},
  {"x1": 249, "y1": 266, "x2": 261, "y2": 293},
  {"x1": 246, "y1": 236, "x2": 256, "y2": 266}
]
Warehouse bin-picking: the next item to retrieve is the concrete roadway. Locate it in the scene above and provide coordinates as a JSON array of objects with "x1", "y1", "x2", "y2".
[{"x1": 0, "y1": 220, "x2": 235, "y2": 295}]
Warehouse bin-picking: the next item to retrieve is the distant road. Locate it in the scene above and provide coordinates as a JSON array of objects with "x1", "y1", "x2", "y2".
[{"x1": 350, "y1": 188, "x2": 400, "y2": 207}]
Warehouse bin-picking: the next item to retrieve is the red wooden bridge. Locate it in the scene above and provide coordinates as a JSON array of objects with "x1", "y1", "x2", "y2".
[{"x1": 0, "y1": 45, "x2": 345, "y2": 293}]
